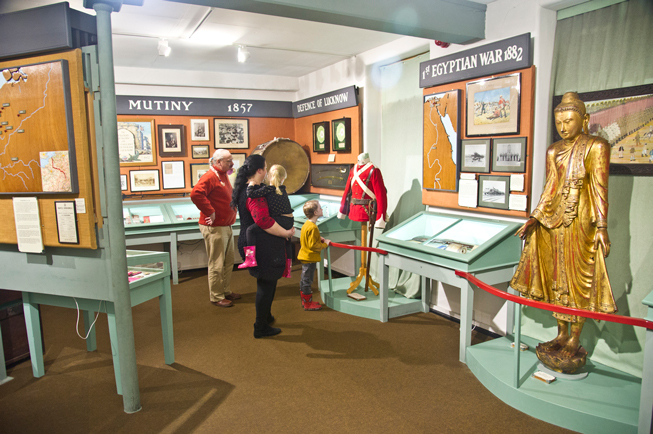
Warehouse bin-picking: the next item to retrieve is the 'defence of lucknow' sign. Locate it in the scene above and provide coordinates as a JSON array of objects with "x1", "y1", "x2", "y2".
[
  {"x1": 419, "y1": 33, "x2": 531, "y2": 88},
  {"x1": 292, "y1": 85, "x2": 358, "y2": 118}
]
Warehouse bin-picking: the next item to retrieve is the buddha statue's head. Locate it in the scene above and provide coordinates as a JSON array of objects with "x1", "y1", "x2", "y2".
[{"x1": 554, "y1": 92, "x2": 590, "y2": 140}]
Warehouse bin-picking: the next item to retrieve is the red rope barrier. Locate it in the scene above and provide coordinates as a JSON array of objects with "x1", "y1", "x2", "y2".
[
  {"x1": 455, "y1": 270, "x2": 653, "y2": 330},
  {"x1": 329, "y1": 241, "x2": 388, "y2": 255}
]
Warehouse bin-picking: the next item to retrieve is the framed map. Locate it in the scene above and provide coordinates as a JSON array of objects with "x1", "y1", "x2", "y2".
[
  {"x1": 0, "y1": 59, "x2": 78, "y2": 194},
  {"x1": 423, "y1": 89, "x2": 461, "y2": 191}
]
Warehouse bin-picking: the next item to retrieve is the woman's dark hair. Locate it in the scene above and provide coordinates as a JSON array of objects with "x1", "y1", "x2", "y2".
[{"x1": 230, "y1": 154, "x2": 266, "y2": 209}]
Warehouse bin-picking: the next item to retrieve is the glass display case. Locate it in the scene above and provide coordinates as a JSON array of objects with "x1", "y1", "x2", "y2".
[
  {"x1": 126, "y1": 249, "x2": 169, "y2": 286},
  {"x1": 377, "y1": 211, "x2": 522, "y2": 270},
  {"x1": 168, "y1": 202, "x2": 201, "y2": 222},
  {"x1": 123, "y1": 203, "x2": 171, "y2": 227}
]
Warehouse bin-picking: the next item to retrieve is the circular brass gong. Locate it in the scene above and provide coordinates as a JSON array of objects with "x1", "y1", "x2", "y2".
[{"x1": 252, "y1": 138, "x2": 310, "y2": 194}]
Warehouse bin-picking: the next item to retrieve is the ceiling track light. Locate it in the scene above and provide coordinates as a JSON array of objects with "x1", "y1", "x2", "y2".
[
  {"x1": 158, "y1": 38, "x2": 171, "y2": 57},
  {"x1": 237, "y1": 45, "x2": 250, "y2": 63}
]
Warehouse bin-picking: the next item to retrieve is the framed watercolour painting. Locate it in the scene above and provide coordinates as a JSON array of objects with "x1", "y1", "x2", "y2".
[
  {"x1": 461, "y1": 139, "x2": 490, "y2": 173},
  {"x1": 313, "y1": 121, "x2": 330, "y2": 153},
  {"x1": 478, "y1": 175, "x2": 510, "y2": 210},
  {"x1": 214, "y1": 118, "x2": 249, "y2": 149},
  {"x1": 423, "y1": 89, "x2": 461, "y2": 192},
  {"x1": 129, "y1": 170, "x2": 160, "y2": 192},
  {"x1": 190, "y1": 119, "x2": 209, "y2": 141},
  {"x1": 491, "y1": 137, "x2": 527, "y2": 173},
  {"x1": 192, "y1": 145, "x2": 210, "y2": 159},
  {"x1": 190, "y1": 163, "x2": 210, "y2": 187},
  {"x1": 158, "y1": 124, "x2": 187, "y2": 157},
  {"x1": 117, "y1": 119, "x2": 157, "y2": 166},
  {"x1": 466, "y1": 73, "x2": 521, "y2": 137},
  {"x1": 552, "y1": 84, "x2": 653, "y2": 176}
]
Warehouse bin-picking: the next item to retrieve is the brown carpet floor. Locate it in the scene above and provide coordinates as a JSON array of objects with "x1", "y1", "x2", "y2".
[{"x1": 0, "y1": 265, "x2": 576, "y2": 434}]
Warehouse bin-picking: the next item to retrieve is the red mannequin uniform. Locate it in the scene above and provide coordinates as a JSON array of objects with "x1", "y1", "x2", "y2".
[{"x1": 338, "y1": 159, "x2": 388, "y2": 228}]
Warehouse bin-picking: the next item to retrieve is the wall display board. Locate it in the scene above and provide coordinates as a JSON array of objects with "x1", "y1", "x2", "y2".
[
  {"x1": 423, "y1": 90, "x2": 461, "y2": 192},
  {"x1": 0, "y1": 59, "x2": 78, "y2": 195},
  {"x1": 0, "y1": 49, "x2": 97, "y2": 248},
  {"x1": 422, "y1": 66, "x2": 535, "y2": 218}
]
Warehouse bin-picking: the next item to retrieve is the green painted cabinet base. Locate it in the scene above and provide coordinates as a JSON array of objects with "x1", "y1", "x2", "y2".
[{"x1": 466, "y1": 335, "x2": 641, "y2": 434}]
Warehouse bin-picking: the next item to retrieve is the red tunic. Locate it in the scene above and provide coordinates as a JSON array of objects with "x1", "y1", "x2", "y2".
[{"x1": 338, "y1": 162, "x2": 388, "y2": 224}]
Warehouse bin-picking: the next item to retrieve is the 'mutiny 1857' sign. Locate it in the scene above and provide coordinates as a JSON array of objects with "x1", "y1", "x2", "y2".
[
  {"x1": 419, "y1": 33, "x2": 531, "y2": 88},
  {"x1": 116, "y1": 96, "x2": 293, "y2": 118},
  {"x1": 292, "y1": 86, "x2": 358, "y2": 118}
]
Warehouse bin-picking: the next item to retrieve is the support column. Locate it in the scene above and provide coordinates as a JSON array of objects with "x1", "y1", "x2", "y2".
[{"x1": 91, "y1": 0, "x2": 141, "y2": 413}]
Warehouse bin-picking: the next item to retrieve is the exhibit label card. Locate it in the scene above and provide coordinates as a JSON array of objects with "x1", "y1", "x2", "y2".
[
  {"x1": 13, "y1": 197, "x2": 44, "y2": 253},
  {"x1": 509, "y1": 194, "x2": 528, "y2": 211},
  {"x1": 55, "y1": 201, "x2": 79, "y2": 244},
  {"x1": 510, "y1": 174, "x2": 525, "y2": 192},
  {"x1": 458, "y1": 179, "x2": 478, "y2": 208}
]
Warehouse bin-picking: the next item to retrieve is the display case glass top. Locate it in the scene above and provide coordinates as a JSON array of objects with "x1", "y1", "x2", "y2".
[
  {"x1": 169, "y1": 202, "x2": 201, "y2": 222},
  {"x1": 123, "y1": 203, "x2": 170, "y2": 226},
  {"x1": 377, "y1": 211, "x2": 522, "y2": 270},
  {"x1": 126, "y1": 249, "x2": 170, "y2": 286},
  {"x1": 292, "y1": 197, "x2": 360, "y2": 234}
]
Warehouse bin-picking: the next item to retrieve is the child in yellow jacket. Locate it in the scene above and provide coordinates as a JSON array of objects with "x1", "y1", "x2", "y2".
[{"x1": 297, "y1": 200, "x2": 330, "y2": 311}]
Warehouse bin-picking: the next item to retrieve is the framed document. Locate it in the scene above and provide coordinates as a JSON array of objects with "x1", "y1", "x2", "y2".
[
  {"x1": 214, "y1": 118, "x2": 249, "y2": 149},
  {"x1": 120, "y1": 174, "x2": 128, "y2": 191},
  {"x1": 461, "y1": 139, "x2": 491, "y2": 173},
  {"x1": 190, "y1": 119, "x2": 210, "y2": 141},
  {"x1": 55, "y1": 201, "x2": 79, "y2": 244},
  {"x1": 158, "y1": 124, "x2": 187, "y2": 157},
  {"x1": 191, "y1": 163, "x2": 210, "y2": 187},
  {"x1": 332, "y1": 118, "x2": 351, "y2": 152},
  {"x1": 478, "y1": 175, "x2": 510, "y2": 210},
  {"x1": 228, "y1": 153, "x2": 246, "y2": 188},
  {"x1": 466, "y1": 73, "x2": 521, "y2": 137},
  {"x1": 313, "y1": 121, "x2": 330, "y2": 153},
  {"x1": 491, "y1": 137, "x2": 527, "y2": 173},
  {"x1": 118, "y1": 119, "x2": 157, "y2": 166},
  {"x1": 129, "y1": 169, "x2": 160, "y2": 192},
  {"x1": 162, "y1": 160, "x2": 186, "y2": 190}
]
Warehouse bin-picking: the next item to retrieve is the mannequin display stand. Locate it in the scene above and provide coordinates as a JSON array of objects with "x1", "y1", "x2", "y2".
[{"x1": 346, "y1": 223, "x2": 379, "y2": 296}]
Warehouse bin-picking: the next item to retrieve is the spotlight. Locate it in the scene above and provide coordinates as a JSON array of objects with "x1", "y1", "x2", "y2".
[
  {"x1": 237, "y1": 45, "x2": 250, "y2": 63},
  {"x1": 158, "y1": 39, "x2": 171, "y2": 57}
]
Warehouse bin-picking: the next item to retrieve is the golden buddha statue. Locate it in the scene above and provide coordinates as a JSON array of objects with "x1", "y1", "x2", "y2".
[{"x1": 510, "y1": 91, "x2": 616, "y2": 374}]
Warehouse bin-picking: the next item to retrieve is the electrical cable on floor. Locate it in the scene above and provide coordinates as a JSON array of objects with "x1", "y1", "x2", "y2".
[{"x1": 73, "y1": 298, "x2": 105, "y2": 340}]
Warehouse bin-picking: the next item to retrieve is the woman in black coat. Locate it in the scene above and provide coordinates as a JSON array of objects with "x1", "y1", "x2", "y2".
[{"x1": 230, "y1": 154, "x2": 295, "y2": 338}]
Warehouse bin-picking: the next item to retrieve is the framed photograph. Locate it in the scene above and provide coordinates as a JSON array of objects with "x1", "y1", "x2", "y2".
[
  {"x1": 228, "y1": 153, "x2": 247, "y2": 187},
  {"x1": 313, "y1": 121, "x2": 330, "y2": 153},
  {"x1": 129, "y1": 169, "x2": 160, "y2": 192},
  {"x1": 162, "y1": 161, "x2": 186, "y2": 190},
  {"x1": 423, "y1": 90, "x2": 461, "y2": 192},
  {"x1": 461, "y1": 139, "x2": 491, "y2": 173},
  {"x1": 192, "y1": 145, "x2": 210, "y2": 159},
  {"x1": 492, "y1": 137, "x2": 527, "y2": 173},
  {"x1": 190, "y1": 119, "x2": 209, "y2": 141},
  {"x1": 120, "y1": 174, "x2": 128, "y2": 191},
  {"x1": 552, "y1": 84, "x2": 653, "y2": 176},
  {"x1": 214, "y1": 118, "x2": 249, "y2": 149},
  {"x1": 117, "y1": 119, "x2": 157, "y2": 166},
  {"x1": 190, "y1": 163, "x2": 210, "y2": 187},
  {"x1": 332, "y1": 118, "x2": 351, "y2": 152},
  {"x1": 478, "y1": 175, "x2": 510, "y2": 210},
  {"x1": 158, "y1": 124, "x2": 187, "y2": 157},
  {"x1": 466, "y1": 73, "x2": 521, "y2": 137}
]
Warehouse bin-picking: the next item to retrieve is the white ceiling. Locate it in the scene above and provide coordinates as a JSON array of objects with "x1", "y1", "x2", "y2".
[{"x1": 1, "y1": 0, "x2": 423, "y2": 77}]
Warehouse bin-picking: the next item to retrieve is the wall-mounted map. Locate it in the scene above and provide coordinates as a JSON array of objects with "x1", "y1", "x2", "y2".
[
  {"x1": 0, "y1": 60, "x2": 78, "y2": 194},
  {"x1": 423, "y1": 89, "x2": 460, "y2": 192}
]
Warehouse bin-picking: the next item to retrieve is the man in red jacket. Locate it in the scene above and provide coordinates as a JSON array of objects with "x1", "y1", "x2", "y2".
[{"x1": 191, "y1": 149, "x2": 240, "y2": 307}]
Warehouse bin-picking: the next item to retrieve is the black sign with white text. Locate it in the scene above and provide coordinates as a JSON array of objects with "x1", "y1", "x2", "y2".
[
  {"x1": 116, "y1": 96, "x2": 293, "y2": 118},
  {"x1": 292, "y1": 86, "x2": 358, "y2": 118},
  {"x1": 419, "y1": 33, "x2": 531, "y2": 88}
]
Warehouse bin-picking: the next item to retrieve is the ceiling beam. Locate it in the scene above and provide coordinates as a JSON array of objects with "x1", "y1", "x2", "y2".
[{"x1": 167, "y1": 0, "x2": 486, "y2": 44}]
